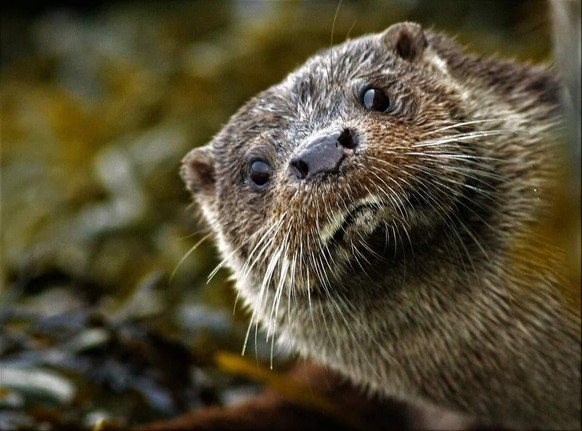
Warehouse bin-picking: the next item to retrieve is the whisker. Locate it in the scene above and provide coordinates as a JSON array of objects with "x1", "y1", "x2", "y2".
[
  {"x1": 413, "y1": 129, "x2": 526, "y2": 148},
  {"x1": 419, "y1": 119, "x2": 510, "y2": 136},
  {"x1": 406, "y1": 152, "x2": 504, "y2": 162},
  {"x1": 170, "y1": 232, "x2": 213, "y2": 282}
]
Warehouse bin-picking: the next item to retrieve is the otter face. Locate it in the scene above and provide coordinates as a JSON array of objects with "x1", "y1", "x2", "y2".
[{"x1": 182, "y1": 22, "x2": 494, "y2": 337}]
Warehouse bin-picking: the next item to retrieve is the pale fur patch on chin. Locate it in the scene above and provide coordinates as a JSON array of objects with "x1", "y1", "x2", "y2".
[{"x1": 319, "y1": 194, "x2": 385, "y2": 243}]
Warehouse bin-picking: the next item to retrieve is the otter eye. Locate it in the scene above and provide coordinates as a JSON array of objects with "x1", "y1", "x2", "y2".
[
  {"x1": 249, "y1": 159, "x2": 271, "y2": 186},
  {"x1": 361, "y1": 88, "x2": 392, "y2": 112}
]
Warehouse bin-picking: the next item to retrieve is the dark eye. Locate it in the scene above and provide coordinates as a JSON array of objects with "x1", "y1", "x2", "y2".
[
  {"x1": 361, "y1": 87, "x2": 392, "y2": 112},
  {"x1": 249, "y1": 159, "x2": 271, "y2": 186}
]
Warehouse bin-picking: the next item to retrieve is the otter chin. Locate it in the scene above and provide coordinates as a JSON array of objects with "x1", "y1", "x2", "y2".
[{"x1": 181, "y1": 22, "x2": 581, "y2": 430}]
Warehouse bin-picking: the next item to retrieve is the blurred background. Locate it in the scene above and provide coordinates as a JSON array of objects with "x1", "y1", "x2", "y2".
[{"x1": 0, "y1": 1, "x2": 558, "y2": 429}]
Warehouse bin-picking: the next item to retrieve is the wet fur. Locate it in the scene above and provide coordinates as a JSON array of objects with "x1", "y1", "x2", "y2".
[{"x1": 182, "y1": 23, "x2": 581, "y2": 429}]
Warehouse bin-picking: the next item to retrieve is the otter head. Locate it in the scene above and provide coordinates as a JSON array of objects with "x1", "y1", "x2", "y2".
[
  {"x1": 181, "y1": 21, "x2": 578, "y2": 429},
  {"x1": 181, "y1": 21, "x2": 494, "y2": 355}
]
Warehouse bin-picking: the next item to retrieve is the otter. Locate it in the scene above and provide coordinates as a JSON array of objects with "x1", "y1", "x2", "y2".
[{"x1": 181, "y1": 22, "x2": 581, "y2": 429}]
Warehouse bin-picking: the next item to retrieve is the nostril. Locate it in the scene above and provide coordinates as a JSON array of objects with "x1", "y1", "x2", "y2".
[
  {"x1": 337, "y1": 128, "x2": 357, "y2": 150},
  {"x1": 290, "y1": 158, "x2": 309, "y2": 180}
]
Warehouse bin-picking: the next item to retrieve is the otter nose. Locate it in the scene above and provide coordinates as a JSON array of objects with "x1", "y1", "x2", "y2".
[{"x1": 290, "y1": 129, "x2": 357, "y2": 180}]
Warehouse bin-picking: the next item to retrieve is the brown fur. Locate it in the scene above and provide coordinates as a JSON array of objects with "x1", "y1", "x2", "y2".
[{"x1": 181, "y1": 23, "x2": 581, "y2": 429}]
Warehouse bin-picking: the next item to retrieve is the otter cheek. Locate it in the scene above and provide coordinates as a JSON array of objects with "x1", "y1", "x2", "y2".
[{"x1": 181, "y1": 146, "x2": 216, "y2": 195}]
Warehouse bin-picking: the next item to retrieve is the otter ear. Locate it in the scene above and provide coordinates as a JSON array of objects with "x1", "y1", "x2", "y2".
[
  {"x1": 381, "y1": 22, "x2": 427, "y2": 61},
  {"x1": 181, "y1": 145, "x2": 215, "y2": 195}
]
